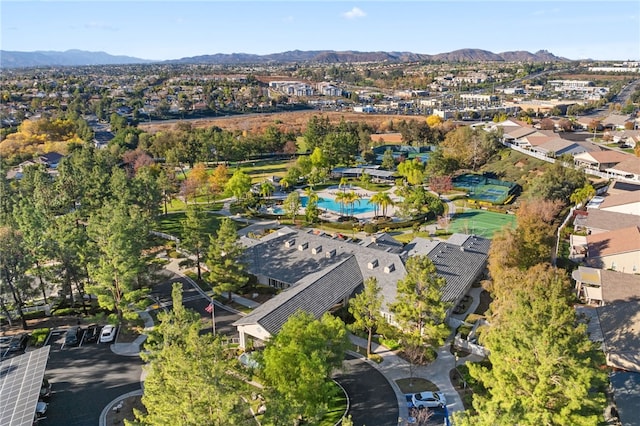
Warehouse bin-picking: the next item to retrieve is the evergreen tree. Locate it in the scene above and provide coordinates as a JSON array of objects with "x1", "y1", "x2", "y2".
[
  {"x1": 86, "y1": 202, "x2": 148, "y2": 324},
  {"x1": 390, "y1": 255, "x2": 449, "y2": 347},
  {"x1": 349, "y1": 277, "x2": 382, "y2": 357},
  {"x1": 260, "y1": 311, "x2": 349, "y2": 424},
  {"x1": 206, "y1": 218, "x2": 247, "y2": 302},
  {"x1": 181, "y1": 204, "x2": 209, "y2": 280},
  {"x1": 137, "y1": 283, "x2": 243, "y2": 425},
  {"x1": 456, "y1": 265, "x2": 607, "y2": 426}
]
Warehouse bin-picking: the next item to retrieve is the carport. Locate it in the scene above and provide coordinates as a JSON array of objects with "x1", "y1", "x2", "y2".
[{"x1": 0, "y1": 346, "x2": 50, "y2": 425}]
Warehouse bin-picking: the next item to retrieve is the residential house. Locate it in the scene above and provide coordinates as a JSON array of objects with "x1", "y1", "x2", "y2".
[
  {"x1": 597, "y1": 191, "x2": 640, "y2": 215},
  {"x1": 605, "y1": 130, "x2": 640, "y2": 147},
  {"x1": 234, "y1": 227, "x2": 490, "y2": 348},
  {"x1": 596, "y1": 300, "x2": 640, "y2": 373},
  {"x1": 573, "y1": 266, "x2": 640, "y2": 305},
  {"x1": 601, "y1": 114, "x2": 632, "y2": 131},
  {"x1": 586, "y1": 226, "x2": 640, "y2": 273},
  {"x1": 530, "y1": 139, "x2": 601, "y2": 158},
  {"x1": 574, "y1": 209, "x2": 640, "y2": 235},
  {"x1": 604, "y1": 156, "x2": 640, "y2": 182},
  {"x1": 573, "y1": 150, "x2": 632, "y2": 172}
]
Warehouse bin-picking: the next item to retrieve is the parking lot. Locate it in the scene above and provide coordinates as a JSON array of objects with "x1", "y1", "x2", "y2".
[{"x1": 39, "y1": 328, "x2": 143, "y2": 426}]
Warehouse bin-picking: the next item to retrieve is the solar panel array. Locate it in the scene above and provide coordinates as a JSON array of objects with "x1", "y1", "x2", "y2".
[{"x1": 0, "y1": 346, "x2": 50, "y2": 426}]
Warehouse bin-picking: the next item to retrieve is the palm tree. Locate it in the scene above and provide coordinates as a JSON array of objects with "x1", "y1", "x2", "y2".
[
  {"x1": 370, "y1": 192, "x2": 384, "y2": 218},
  {"x1": 377, "y1": 193, "x2": 394, "y2": 218},
  {"x1": 345, "y1": 191, "x2": 361, "y2": 218},
  {"x1": 334, "y1": 191, "x2": 347, "y2": 217},
  {"x1": 339, "y1": 177, "x2": 349, "y2": 193},
  {"x1": 259, "y1": 181, "x2": 275, "y2": 199}
]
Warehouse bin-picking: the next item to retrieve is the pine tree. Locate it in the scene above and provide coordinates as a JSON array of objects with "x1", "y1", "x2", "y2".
[
  {"x1": 206, "y1": 218, "x2": 247, "y2": 301},
  {"x1": 137, "y1": 283, "x2": 243, "y2": 425},
  {"x1": 456, "y1": 265, "x2": 607, "y2": 426},
  {"x1": 390, "y1": 255, "x2": 449, "y2": 347},
  {"x1": 349, "y1": 277, "x2": 382, "y2": 357}
]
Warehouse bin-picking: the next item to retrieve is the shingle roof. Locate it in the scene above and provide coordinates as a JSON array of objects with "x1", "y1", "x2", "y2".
[
  {"x1": 585, "y1": 209, "x2": 640, "y2": 232},
  {"x1": 404, "y1": 234, "x2": 490, "y2": 302},
  {"x1": 609, "y1": 371, "x2": 640, "y2": 425},
  {"x1": 233, "y1": 256, "x2": 363, "y2": 335},
  {"x1": 597, "y1": 300, "x2": 640, "y2": 373},
  {"x1": 600, "y1": 269, "x2": 640, "y2": 303},
  {"x1": 599, "y1": 191, "x2": 640, "y2": 209},
  {"x1": 587, "y1": 226, "x2": 640, "y2": 258},
  {"x1": 606, "y1": 156, "x2": 640, "y2": 175}
]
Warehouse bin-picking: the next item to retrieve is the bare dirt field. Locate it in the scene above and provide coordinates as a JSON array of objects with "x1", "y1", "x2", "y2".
[{"x1": 138, "y1": 111, "x2": 424, "y2": 135}]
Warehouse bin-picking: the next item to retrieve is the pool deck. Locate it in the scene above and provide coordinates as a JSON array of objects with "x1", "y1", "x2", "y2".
[{"x1": 314, "y1": 185, "x2": 401, "y2": 220}]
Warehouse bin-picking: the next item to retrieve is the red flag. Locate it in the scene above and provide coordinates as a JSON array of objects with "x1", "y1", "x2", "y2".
[{"x1": 205, "y1": 303, "x2": 213, "y2": 313}]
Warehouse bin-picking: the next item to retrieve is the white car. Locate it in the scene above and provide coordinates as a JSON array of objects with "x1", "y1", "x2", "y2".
[
  {"x1": 411, "y1": 391, "x2": 446, "y2": 409},
  {"x1": 99, "y1": 325, "x2": 116, "y2": 343}
]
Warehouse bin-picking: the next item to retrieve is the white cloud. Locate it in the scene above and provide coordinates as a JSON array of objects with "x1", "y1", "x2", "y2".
[{"x1": 342, "y1": 7, "x2": 366, "y2": 19}]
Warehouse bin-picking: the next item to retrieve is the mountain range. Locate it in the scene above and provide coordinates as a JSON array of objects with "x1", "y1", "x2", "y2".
[{"x1": 0, "y1": 48, "x2": 569, "y2": 68}]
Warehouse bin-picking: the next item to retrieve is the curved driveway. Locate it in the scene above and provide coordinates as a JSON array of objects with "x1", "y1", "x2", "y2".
[{"x1": 334, "y1": 354, "x2": 399, "y2": 426}]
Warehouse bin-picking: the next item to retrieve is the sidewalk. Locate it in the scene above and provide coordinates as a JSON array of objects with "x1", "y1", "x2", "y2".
[{"x1": 349, "y1": 332, "x2": 483, "y2": 416}]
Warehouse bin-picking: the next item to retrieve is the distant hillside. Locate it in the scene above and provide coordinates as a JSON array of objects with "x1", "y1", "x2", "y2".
[
  {"x1": 0, "y1": 49, "x2": 153, "y2": 68},
  {"x1": 169, "y1": 48, "x2": 568, "y2": 64},
  {"x1": 0, "y1": 48, "x2": 569, "y2": 68}
]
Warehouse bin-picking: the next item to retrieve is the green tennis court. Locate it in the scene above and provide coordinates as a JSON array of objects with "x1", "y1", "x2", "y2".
[{"x1": 449, "y1": 209, "x2": 516, "y2": 239}]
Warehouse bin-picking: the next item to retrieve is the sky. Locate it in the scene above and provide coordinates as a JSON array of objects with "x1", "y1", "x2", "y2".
[{"x1": 1, "y1": 1, "x2": 639, "y2": 61}]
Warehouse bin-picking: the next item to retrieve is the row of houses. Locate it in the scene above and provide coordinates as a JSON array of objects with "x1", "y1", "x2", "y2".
[
  {"x1": 569, "y1": 179, "x2": 640, "y2": 425},
  {"x1": 493, "y1": 118, "x2": 640, "y2": 182},
  {"x1": 233, "y1": 227, "x2": 490, "y2": 349}
]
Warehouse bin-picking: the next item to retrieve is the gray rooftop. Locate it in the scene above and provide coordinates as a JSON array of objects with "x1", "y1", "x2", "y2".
[
  {"x1": 243, "y1": 228, "x2": 490, "y2": 316},
  {"x1": 609, "y1": 371, "x2": 640, "y2": 426},
  {"x1": 234, "y1": 256, "x2": 363, "y2": 335},
  {"x1": 597, "y1": 300, "x2": 640, "y2": 373},
  {"x1": 0, "y1": 346, "x2": 50, "y2": 426},
  {"x1": 242, "y1": 227, "x2": 407, "y2": 310},
  {"x1": 585, "y1": 209, "x2": 640, "y2": 233}
]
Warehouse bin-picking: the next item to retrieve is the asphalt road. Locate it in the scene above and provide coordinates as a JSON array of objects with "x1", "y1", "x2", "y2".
[
  {"x1": 42, "y1": 332, "x2": 143, "y2": 426},
  {"x1": 335, "y1": 354, "x2": 399, "y2": 426}
]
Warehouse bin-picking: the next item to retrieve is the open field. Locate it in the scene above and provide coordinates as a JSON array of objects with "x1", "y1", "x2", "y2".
[{"x1": 138, "y1": 111, "x2": 425, "y2": 135}]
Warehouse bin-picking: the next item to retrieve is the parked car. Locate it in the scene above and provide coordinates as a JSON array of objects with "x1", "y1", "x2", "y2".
[
  {"x1": 99, "y1": 325, "x2": 116, "y2": 343},
  {"x1": 8, "y1": 333, "x2": 30, "y2": 353},
  {"x1": 35, "y1": 401, "x2": 48, "y2": 417},
  {"x1": 84, "y1": 324, "x2": 100, "y2": 343},
  {"x1": 40, "y1": 378, "x2": 52, "y2": 399},
  {"x1": 411, "y1": 391, "x2": 446, "y2": 409},
  {"x1": 64, "y1": 326, "x2": 82, "y2": 347}
]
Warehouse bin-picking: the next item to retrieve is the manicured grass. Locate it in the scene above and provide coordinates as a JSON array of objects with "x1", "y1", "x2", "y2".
[
  {"x1": 165, "y1": 197, "x2": 225, "y2": 213},
  {"x1": 392, "y1": 231, "x2": 431, "y2": 244},
  {"x1": 319, "y1": 381, "x2": 348, "y2": 426},
  {"x1": 236, "y1": 158, "x2": 297, "y2": 183},
  {"x1": 154, "y1": 212, "x2": 223, "y2": 240},
  {"x1": 395, "y1": 378, "x2": 439, "y2": 393},
  {"x1": 449, "y1": 209, "x2": 516, "y2": 239}
]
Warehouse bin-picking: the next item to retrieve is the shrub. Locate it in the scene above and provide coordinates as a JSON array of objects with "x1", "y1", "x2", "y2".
[
  {"x1": 363, "y1": 223, "x2": 378, "y2": 235},
  {"x1": 53, "y1": 307, "x2": 81, "y2": 316},
  {"x1": 368, "y1": 354, "x2": 383, "y2": 363},
  {"x1": 458, "y1": 325, "x2": 473, "y2": 339},
  {"x1": 167, "y1": 249, "x2": 179, "y2": 258},
  {"x1": 464, "y1": 313, "x2": 484, "y2": 324},
  {"x1": 30, "y1": 328, "x2": 50, "y2": 346}
]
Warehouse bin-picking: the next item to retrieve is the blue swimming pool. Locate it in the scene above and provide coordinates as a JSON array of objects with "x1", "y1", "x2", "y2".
[{"x1": 270, "y1": 195, "x2": 376, "y2": 216}]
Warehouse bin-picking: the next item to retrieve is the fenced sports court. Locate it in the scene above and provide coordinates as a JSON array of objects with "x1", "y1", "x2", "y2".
[
  {"x1": 452, "y1": 174, "x2": 518, "y2": 205},
  {"x1": 448, "y1": 209, "x2": 516, "y2": 239}
]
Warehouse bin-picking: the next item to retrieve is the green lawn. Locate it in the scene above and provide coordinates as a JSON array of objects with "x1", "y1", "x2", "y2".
[
  {"x1": 449, "y1": 209, "x2": 516, "y2": 239},
  {"x1": 154, "y1": 212, "x2": 224, "y2": 240},
  {"x1": 234, "y1": 158, "x2": 297, "y2": 183},
  {"x1": 395, "y1": 378, "x2": 439, "y2": 393}
]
